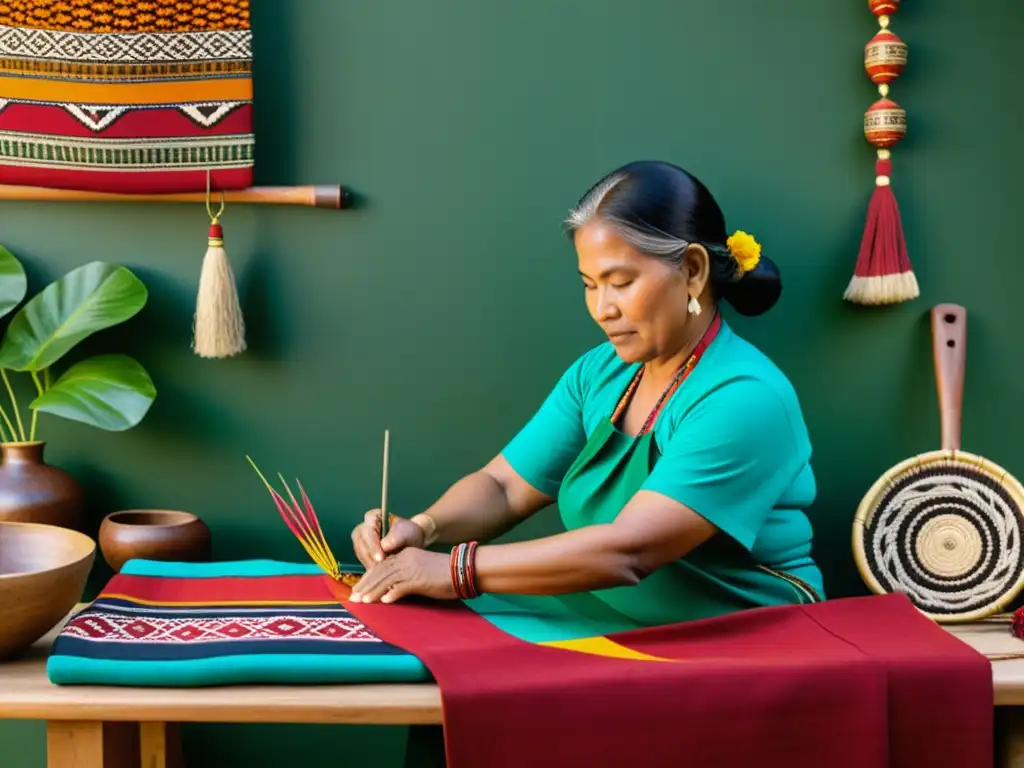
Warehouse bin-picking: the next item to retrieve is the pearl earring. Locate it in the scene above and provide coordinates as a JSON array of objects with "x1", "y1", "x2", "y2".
[{"x1": 688, "y1": 296, "x2": 702, "y2": 316}]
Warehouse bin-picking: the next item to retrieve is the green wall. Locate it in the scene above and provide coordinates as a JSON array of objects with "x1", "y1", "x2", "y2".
[{"x1": 3, "y1": 1, "x2": 1021, "y2": 765}]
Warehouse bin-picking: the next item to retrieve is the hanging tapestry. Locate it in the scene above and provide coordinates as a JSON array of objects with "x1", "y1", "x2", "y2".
[{"x1": 0, "y1": 0, "x2": 254, "y2": 194}]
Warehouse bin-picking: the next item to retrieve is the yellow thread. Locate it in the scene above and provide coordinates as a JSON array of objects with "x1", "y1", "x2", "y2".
[
  {"x1": 246, "y1": 455, "x2": 346, "y2": 581},
  {"x1": 280, "y1": 475, "x2": 340, "y2": 579},
  {"x1": 97, "y1": 593, "x2": 340, "y2": 607}
]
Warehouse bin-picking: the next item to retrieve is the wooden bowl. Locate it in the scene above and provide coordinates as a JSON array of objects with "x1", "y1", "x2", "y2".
[
  {"x1": 99, "y1": 509, "x2": 211, "y2": 572},
  {"x1": 0, "y1": 522, "x2": 95, "y2": 660}
]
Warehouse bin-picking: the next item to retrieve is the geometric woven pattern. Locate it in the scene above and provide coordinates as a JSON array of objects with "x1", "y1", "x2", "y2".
[
  {"x1": 0, "y1": 130, "x2": 254, "y2": 169},
  {"x1": 63, "y1": 611, "x2": 383, "y2": 644},
  {"x1": 0, "y1": 27, "x2": 252, "y2": 62},
  {"x1": 0, "y1": 2, "x2": 254, "y2": 193},
  {"x1": 46, "y1": 567, "x2": 432, "y2": 688}
]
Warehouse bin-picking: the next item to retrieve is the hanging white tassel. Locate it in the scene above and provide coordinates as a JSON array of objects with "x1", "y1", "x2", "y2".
[{"x1": 192, "y1": 216, "x2": 246, "y2": 359}]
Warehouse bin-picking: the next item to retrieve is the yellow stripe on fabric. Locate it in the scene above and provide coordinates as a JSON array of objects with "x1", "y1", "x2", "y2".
[
  {"x1": 539, "y1": 636, "x2": 669, "y2": 662},
  {"x1": 97, "y1": 593, "x2": 339, "y2": 608},
  {"x1": 0, "y1": 57, "x2": 252, "y2": 82},
  {"x1": 0, "y1": 75, "x2": 251, "y2": 105}
]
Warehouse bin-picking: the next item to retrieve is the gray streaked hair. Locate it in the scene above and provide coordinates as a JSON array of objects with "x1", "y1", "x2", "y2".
[
  {"x1": 561, "y1": 161, "x2": 782, "y2": 317},
  {"x1": 564, "y1": 167, "x2": 736, "y2": 276}
]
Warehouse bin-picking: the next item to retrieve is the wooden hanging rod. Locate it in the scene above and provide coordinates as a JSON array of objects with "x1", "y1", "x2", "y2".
[{"x1": 0, "y1": 184, "x2": 350, "y2": 209}]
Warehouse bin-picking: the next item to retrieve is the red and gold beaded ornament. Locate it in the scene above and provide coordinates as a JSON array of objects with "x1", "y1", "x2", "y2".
[{"x1": 844, "y1": 0, "x2": 919, "y2": 306}]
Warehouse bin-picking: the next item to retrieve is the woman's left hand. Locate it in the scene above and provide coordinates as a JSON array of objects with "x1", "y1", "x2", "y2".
[{"x1": 349, "y1": 548, "x2": 457, "y2": 604}]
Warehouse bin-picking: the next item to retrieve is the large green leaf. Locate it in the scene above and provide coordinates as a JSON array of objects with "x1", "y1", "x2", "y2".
[
  {"x1": 0, "y1": 245, "x2": 27, "y2": 321},
  {"x1": 0, "y1": 261, "x2": 147, "y2": 372},
  {"x1": 30, "y1": 354, "x2": 156, "y2": 431}
]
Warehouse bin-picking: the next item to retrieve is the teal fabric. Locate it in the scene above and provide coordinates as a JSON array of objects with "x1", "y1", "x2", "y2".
[
  {"x1": 465, "y1": 592, "x2": 645, "y2": 643},
  {"x1": 46, "y1": 653, "x2": 430, "y2": 687},
  {"x1": 502, "y1": 320, "x2": 825, "y2": 606}
]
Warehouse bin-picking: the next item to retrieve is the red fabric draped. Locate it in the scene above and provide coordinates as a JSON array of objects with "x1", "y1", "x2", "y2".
[{"x1": 346, "y1": 592, "x2": 992, "y2": 768}]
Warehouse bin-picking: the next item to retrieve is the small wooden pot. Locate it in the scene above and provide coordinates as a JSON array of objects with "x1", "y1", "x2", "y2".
[{"x1": 99, "y1": 510, "x2": 211, "y2": 572}]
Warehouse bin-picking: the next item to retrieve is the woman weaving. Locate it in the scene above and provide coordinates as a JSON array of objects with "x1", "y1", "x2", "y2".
[{"x1": 350, "y1": 160, "x2": 824, "y2": 628}]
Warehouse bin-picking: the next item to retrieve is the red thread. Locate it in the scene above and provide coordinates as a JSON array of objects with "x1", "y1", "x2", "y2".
[{"x1": 851, "y1": 158, "x2": 911, "y2": 281}]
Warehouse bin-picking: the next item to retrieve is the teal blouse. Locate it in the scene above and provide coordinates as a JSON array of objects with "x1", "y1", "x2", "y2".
[{"x1": 493, "y1": 319, "x2": 825, "y2": 630}]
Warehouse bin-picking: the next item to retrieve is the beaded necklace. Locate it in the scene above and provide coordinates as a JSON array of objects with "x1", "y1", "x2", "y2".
[{"x1": 610, "y1": 311, "x2": 722, "y2": 436}]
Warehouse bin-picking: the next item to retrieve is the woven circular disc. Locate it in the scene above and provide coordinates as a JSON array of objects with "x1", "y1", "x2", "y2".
[{"x1": 852, "y1": 449, "x2": 1024, "y2": 623}]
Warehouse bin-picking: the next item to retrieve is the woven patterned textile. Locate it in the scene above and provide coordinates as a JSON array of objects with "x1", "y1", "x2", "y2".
[
  {"x1": 0, "y1": 0, "x2": 254, "y2": 194},
  {"x1": 47, "y1": 559, "x2": 430, "y2": 686}
]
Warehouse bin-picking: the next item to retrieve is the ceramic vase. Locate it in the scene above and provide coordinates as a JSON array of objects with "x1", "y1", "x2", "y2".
[
  {"x1": 99, "y1": 509, "x2": 212, "y2": 572},
  {"x1": 0, "y1": 442, "x2": 85, "y2": 532}
]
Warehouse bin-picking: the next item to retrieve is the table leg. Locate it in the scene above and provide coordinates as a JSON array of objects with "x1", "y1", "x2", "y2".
[
  {"x1": 45, "y1": 721, "x2": 185, "y2": 768},
  {"x1": 46, "y1": 721, "x2": 140, "y2": 768},
  {"x1": 140, "y1": 722, "x2": 186, "y2": 768}
]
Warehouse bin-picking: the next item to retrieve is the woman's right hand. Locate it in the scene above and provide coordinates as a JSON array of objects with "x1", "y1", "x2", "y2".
[{"x1": 351, "y1": 509, "x2": 427, "y2": 570}]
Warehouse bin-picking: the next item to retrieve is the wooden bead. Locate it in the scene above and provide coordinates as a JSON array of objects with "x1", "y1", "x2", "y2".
[
  {"x1": 864, "y1": 98, "x2": 906, "y2": 148},
  {"x1": 869, "y1": 0, "x2": 900, "y2": 16},
  {"x1": 865, "y1": 29, "x2": 907, "y2": 83}
]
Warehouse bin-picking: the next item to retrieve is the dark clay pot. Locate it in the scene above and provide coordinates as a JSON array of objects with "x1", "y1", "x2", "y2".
[
  {"x1": 99, "y1": 510, "x2": 212, "y2": 572},
  {"x1": 0, "y1": 442, "x2": 85, "y2": 532}
]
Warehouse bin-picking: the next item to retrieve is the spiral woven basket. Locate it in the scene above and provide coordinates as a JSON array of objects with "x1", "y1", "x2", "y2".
[{"x1": 853, "y1": 448, "x2": 1024, "y2": 623}]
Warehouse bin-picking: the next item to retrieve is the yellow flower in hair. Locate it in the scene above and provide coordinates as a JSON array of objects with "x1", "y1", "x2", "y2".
[{"x1": 727, "y1": 230, "x2": 761, "y2": 276}]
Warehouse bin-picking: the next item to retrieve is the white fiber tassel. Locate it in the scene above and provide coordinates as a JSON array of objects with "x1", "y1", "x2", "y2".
[{"x1": 192, "y1": 219, "x2": 246, "y2": 358}]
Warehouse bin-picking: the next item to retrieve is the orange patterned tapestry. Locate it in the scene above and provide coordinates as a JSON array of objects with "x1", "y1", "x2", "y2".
[{"x1": 0, "y1": 0, "x2": 254, "y2": 193}]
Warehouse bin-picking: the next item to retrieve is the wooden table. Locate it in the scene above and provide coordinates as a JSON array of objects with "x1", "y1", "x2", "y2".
[
  {"x1": 947, "y1": 620, "x2": 1024, "y2": 768},
  {"x1": 0, "y1": 610, "x2": 444, "y2": 767},
  {"x1": 3, "y1": 613, "x2": 1024, "y2": 767}
]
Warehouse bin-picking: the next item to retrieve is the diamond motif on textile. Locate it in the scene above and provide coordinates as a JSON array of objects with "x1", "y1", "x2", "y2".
[
  {"x1": 218, "y1": 622, "x2": 252, "y2": 638},
  {"x1": 59, "y1": 38, "x2": 86, "y2": 58},
  {"x1": 0, "y1": 26, "x2": 252, "y2": 62},
  {"x1": 317, "y1": 622, "x2": 348, "y2": 638},
  {"x1": 130, "y1": 36, "x2": 163, "y2": 60},
  {"x1": 165, "y1": 37, "x2": 200, "y2": 59},
  {"x1": 266, "y1": 620, "x2": 302, "y2": 637},
  {"x1": 24, "y1": 30, "x2": 58, "y2": 57},
  {"x1": 71, "y1": 616, "x2": 117, "y2": 638},
  {"x1": 92, "y1": 38, "x2": 126, "y2": 60},
  {"x1": 58, "y1": 611, "x2": 385, "y2": 645},
  {"x1": 124, "y1": 621, "x2": 158, "y2": 639},
  {"x1": 170, "y1": 625, "x2": 207, "y2": 642}
]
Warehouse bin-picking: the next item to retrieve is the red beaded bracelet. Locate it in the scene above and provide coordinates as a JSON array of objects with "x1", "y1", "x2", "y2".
[{"x1": 450, "y1": 541, "x2": 480, "y2": 599}]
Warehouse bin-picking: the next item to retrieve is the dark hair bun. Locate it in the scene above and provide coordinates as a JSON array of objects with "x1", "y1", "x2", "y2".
[{"x1": 720, "y1": 256, "x2": 782, "y2": 317}]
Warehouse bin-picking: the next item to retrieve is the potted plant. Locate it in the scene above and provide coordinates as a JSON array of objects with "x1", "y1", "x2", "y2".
[{"x1": 0, "y1": 244, "x2": 156, "y2": 531}]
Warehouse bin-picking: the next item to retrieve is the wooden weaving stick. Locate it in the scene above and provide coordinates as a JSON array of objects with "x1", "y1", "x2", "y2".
[
  {"x1": 380, "y1": 429, "x2": 391, "y2": 541},
  {"x1": 0, "y1": 184, "x2": 350, "y2": 209}
]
